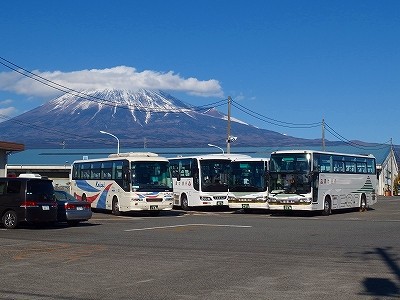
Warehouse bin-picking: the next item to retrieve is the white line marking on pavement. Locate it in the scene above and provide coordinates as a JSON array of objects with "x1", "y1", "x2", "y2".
[{"x1": 125, "y1": 223, "x2": 252, "y2": 231}]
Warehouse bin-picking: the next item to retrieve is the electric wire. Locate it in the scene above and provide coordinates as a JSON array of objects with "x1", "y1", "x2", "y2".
[
  {"x1": 0, "y1": 56, "x2": 222, "y2": 114},
  {"x1": 0, "y1": 56, "x2": 394, "y2": 151},
  {"x1": 0, "y1": 113, "x2": 118, "y2": 147},
  {"x1": 324, "y1": 122, "x2": 391, "y2": 151},
  {"x1": 231, "y1": 101, "x2": 321, "y2": 128}
]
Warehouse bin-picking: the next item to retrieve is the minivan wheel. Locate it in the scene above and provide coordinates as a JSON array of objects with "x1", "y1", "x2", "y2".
[{"x1": 2, "y1": 210, "x2": 18, "y2": 229}]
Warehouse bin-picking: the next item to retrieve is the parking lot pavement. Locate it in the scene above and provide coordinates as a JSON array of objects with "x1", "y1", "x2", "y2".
[{"x1": 1, "y1": 196, "x2": 400, "y2": 299}]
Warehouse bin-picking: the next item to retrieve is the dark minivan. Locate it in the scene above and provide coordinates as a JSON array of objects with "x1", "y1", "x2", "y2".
[{"x1": 0, "y1": 174, "x2": 57, "y2": 229}]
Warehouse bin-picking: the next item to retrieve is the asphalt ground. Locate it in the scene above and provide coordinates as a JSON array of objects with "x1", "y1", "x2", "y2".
[{"x1": 1, "y1": 196, "x2": 400, "y2": 300}]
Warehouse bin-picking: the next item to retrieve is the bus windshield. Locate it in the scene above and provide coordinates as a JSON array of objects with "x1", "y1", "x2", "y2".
[
  {"x1": 200, "y1": 160, "x2": 230, "y2": 192},
  {"x1": 131, "y1": 161, "x2": 172, "y2": 192},
  {"x1": 229, "y1": 161, "x2": 267, "y2": 192},
  {"x1": 269, "y1": 153, "x2": 311, "y2": 194}
]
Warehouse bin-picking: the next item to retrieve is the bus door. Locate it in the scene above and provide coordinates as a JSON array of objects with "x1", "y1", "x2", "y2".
[
  {"x1": 192, "y1": 159, "x2": 199, "y2": 191},
  {"x1": 311, "y1": 171, "x2": 319, "y2": 202}
]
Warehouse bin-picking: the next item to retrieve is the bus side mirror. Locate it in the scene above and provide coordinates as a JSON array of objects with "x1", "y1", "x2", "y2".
[{"x1": 123, "y1": 168, "x2": 131, "y2": 183}]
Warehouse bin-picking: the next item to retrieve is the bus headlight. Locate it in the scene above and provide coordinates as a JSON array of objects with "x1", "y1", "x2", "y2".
[
  {"x1": 228, "y1": 196, "x2": 236, "y2": 202},
  {"x1": 299, "y1": 198, "x2": 312, "y2": 204},
  {"x1": 256, "y1": 197, "x2": 267, "y2": 203}
]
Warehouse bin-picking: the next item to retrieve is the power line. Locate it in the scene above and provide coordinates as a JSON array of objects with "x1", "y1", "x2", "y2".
[
  {"x1": 324, "y1": 122, "x2": 391, "y2": 150},
  {"x1": 231, "y1": 99, "x2": 321, "y2": 128},
  {"x1": 0, "y1": 57, "x2": 393, "y2": 150},
  {"x1": 0, "y1": 56, "x2": 222, "y2": 114},
  {"x1": 0, "y1": 113, "x2": 118, "y2": 146}
]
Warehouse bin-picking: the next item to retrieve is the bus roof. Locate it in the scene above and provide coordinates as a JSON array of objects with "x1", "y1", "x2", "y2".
[
  {"x1": 108, "y1": 152, "x2": 158, "y2": 158},
  {"x1": 72, "y1": 152, "x2": 169, "y2": 164},
  {"x1": 230, "y1": 157, "x2": 269, "y2": 162},
  {"x1": 270, "y1": 149, "x2": 375, "y2": 159},
  {"x1": 169, "y1": 153, "x2": 251, "y2": 161}
]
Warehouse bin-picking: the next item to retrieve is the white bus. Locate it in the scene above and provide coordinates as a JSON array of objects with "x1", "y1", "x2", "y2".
[
  {"x1": 228, "y1": 157, "x2": 269, "y2": 210},
  {"x1": 169, "y1": 154, "x2": 239, "y2": 210},
  {"x1": 70, "y1": 152, "x2": 173, "y2": 216},
  {"x1": 267, "y1": 150, "x2": 377, "y2": 215}
]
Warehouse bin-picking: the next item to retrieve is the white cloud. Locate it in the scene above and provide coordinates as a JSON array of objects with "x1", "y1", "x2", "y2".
[
  {"x1": 0, "y1": 106, "x2": 17, "y2": 118},
  {"x1": 0, "y1": 66, "x2": 224, "y2": 98},
  {"x1": 0, "y1": 99, "x2": 13, "y2": 106}
]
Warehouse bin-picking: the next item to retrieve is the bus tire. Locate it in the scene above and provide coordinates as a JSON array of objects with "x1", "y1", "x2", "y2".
[
  {"x1": 360, "y1": 195, "x2": 367, "y2": 212},
  {"x1": 322, "y1": 197, "x2": 331, "y2": 216},
  {"x1": 112, "y1": 197, "x2": 121, "y2": 216},
  {"x1": 2, "y1": 210, "x2": 18, "y2": 229},
  {"x1": 181, "y1": 195, "x2": 190, "y2": 211}
]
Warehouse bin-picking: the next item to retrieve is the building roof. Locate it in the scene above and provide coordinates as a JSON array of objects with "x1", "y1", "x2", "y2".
[
  {"x1": 6, "y1": 145, "x2": 395, "y2": 166},
  {"x1": 0, "y1": 141, "x2": 25, "y2": 152}
]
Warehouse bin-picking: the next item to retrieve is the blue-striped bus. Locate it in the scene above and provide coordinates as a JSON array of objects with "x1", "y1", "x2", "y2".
[{"x1": 70, "y1": 152, "x2": 173, "y2": 216}]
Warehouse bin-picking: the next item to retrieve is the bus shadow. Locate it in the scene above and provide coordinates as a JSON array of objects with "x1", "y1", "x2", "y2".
[
  {"x1": 122, "y1": 210, "x2": 186, "y2": 217},
  {"x1": 92, "y1": 208, "x2": 186, "y2": 217},
  {"x1": 269, "y1": 207, "x2": 376, "y2": 218},
  {"x1": 232, "y1": 208, "x2": 271, "y2": 214},
  {"x1": 173, "y1": 206, "x2": 233, "y2": 213},
  {"x1": 358, "y1": 247, "x2": 400, "y2": 298}
]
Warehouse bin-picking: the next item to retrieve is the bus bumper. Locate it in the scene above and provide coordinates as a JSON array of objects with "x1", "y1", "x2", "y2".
[
  {"x1": 229, "y1": 202, "x2": 269, "y2": 210},
  {"x1": 130, "y1": 202, "x2": 173, "y2": 211}
]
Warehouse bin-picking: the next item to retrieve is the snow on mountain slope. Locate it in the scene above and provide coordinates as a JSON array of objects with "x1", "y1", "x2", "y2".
[{"x1": 0, "y1": 88, "x2": 316, "y2": 148}]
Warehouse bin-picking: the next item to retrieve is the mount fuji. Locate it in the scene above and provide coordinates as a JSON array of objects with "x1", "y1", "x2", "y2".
[{"x1": 0, "y1": 89, "x2": 322, "y2": 148}]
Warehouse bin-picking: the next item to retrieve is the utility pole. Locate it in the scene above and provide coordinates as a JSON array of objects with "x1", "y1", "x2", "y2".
[
  {"x1": 322, "y1": 118, "x2": 326, "y2": 151},
  {"x1": 390, "y1": 138, "x2": 394, "y2": 195},
  {"x1": 227, "y1": 96, "x2": 232, "y2": 154}
]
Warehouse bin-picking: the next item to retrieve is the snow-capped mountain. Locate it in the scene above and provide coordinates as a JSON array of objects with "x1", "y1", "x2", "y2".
[{"x1": 0, "y1": 89, "x2": 320, "y2": 148}]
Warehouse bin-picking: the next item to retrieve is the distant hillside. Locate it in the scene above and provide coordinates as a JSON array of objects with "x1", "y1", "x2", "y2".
[{"x1": 0, "y1": 88, "x2": 327, "y2": 148}]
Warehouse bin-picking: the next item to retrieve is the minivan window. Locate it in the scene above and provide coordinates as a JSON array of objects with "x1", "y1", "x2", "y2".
[
  {"x1": 7, "y1": 181, "x2": 21, "y2": 194},
  {"x1": 0, "y1": 181, "x2": 6, "y2": 195},
  {"x1": 27, "y1": 180, "x2": 55, "y2": 201}
]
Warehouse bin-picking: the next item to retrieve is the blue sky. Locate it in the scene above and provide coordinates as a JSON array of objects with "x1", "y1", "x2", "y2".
[{"x1": 0, "y1": 0, "x2": 399, "y2": 145}]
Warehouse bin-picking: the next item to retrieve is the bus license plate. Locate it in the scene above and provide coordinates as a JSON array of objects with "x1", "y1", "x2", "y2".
[
  {"x1": 150, "y1": 205, "x2": 158, "y2": 210},
  {"x1": 284, "y1": 205, "x2": 292, "y2": 210},
  {"x1": 216, "y1": 201, "x2": 223, "y2": 206},
  {"x1": 242, "y1": 204, "x2": 250, "y2": 209},
  {"x1": 42, "y1": 205, "x2": 49, "y2": 210}
]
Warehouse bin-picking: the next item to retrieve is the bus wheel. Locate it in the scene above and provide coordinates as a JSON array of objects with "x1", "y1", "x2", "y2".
[
  {"x1": 322, "y1": 197, "x2": 331, "y2": 216},
  {"x1": 2, "y1": 210, "x2": 18, "y2": 229},
  {"x1": 360, "y1": 195, "x2": 367, "y2": 212},
  {"x1": 181, "y1": 195, "x2": 190, "y2": 211},
  {"x1": 112, "y1": 197, "x2": 121, "y2": 216}
]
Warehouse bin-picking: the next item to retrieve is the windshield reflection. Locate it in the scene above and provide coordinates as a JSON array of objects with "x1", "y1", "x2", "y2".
[
  {"x1": 229, "y1": 161, "x2": 267, "y2": 192},
  {"x1": 269, "y1": 153, "x2": 311, "y2": 194},
  {"x1": 131, "y1": 162, "x2": 172, "y2": 192},
  {"x1": 200, "y1": 160, "x2": 230, "y2": 192}
]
